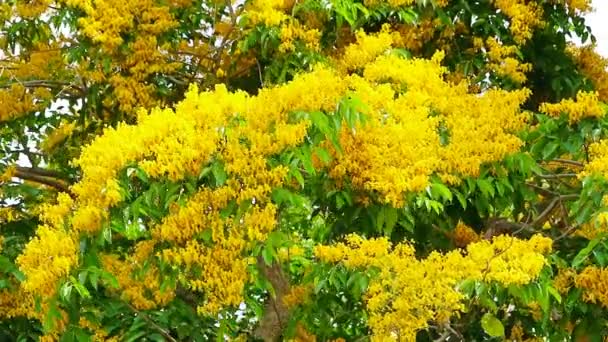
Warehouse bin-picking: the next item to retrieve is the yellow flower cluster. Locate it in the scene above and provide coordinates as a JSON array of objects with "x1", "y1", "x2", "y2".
[
  {"x1": 0, "y1": 283, "x2": 36, "y2": 319},
  {"x1": 315, "y1": 233, "x2": 552, "y2": 340},
  {"x1": 41, "y1": 121, "x2": 77, "y2": 153},
  {"x1": 14, "y1": 0, "x2": 52, "y2": 17},
  {"x1": 79, "y1": 318, "x2": 115, "y2": 342},
  {"x1": 101, "y1": 244, "x2": 175, "y2": 310},
  {"x1": 583, "y1": 141, "x2": 608, "y2": 181},
  {"x1": 60, "y1": 0, "x2": 181, "y2": 114},
  {"x1": 452, "y1": 221, "x2": 480, "y2": 247},
  {"x1": 245, "y1": 0, "x2": 290, "y2": 26},
  {"x1": 282, "y1": 285, "x2": 311, "y2": 308},
  {"x1": 47, "y1": 25, "x2": 533, "y2": 315},
  {"x1": 572, "y1": 194, "x2": 608, "y2": 240},
  {"x1": 16, "y1": 225, "x2": 79, "y2": 299},
  {"x1": 574, "y1": 266, "x2": 608, "y2": 308},
  {"x1": 0, "y1": 84, "x2": 50, "y2": 122},
  {"x1": 568, "y1": 44, "x2": 608, "y2": 102},
  {"x1": 553, "y1": 267, "x2": 576, "y2": 294},
  {"x1": 64, "y1": 0, "x2": 175, "y2": 52},
  {"x1": 493, "y1": 0, "x2": 545, "y2": 44},
  {"x1": 485, "y1": 37, "x2": 532, "y2": 84},
  {"x1": 326, "y1": 31, "x2": 530, "y2": 206},
  {"x1": 539, "y1": 91, "x2": 605, "y2": 124},
  {"x1": 279, "y1": 20, "x2": 321, "y2": 53},
  {"x1": 551, "y1": 0, "x2": 593, "y2": 13},
  {"x1": 0, "y1": 44, "x2": 64, "y2": 120},
  {"x1": 338, "y1": 26, "x2": 394, "y2": 72},
  {"x1": 0, "y1": 207, "x2": 19, "y2": 223},
  {"x1": 391, "y1": 19, "x2": 436, "y2": 53}
]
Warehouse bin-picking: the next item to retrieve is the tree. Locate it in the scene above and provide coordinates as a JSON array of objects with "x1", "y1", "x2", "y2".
[{"x1": 1, "y1": 0, "x2": 608, "y2": 340}]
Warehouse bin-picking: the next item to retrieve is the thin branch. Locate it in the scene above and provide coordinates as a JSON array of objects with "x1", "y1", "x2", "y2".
[
  {"x1": 0, "y1": 79, "x2": 80, "y2": 91},
  {"x1": 530, "y1": 194, "x2": 579, "y2": 228},
  {"x1": 550, "y1": 159, "x2": 584, "y2": 167},
  {"x1": 538, "y1": 173, "x2": 578, "y2": 179},
  {"x1": 16, "y1": 166, "x2": 69, "y2": 180},
  {"x1": 13, "y1": 170, "x2": 72, "y2": 194},
  {"x1": 126, "y1": 304, "x2": 178, "y2": 342}
]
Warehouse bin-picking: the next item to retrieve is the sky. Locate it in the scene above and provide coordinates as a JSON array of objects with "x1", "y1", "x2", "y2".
[{"x1": 588, "y1": 2, "x2": 608, "y2": 56}]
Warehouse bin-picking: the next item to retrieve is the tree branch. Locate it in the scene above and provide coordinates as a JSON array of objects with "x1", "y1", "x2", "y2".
[
  {"x1": 13, "y1": 169, "x2": 72, "y2": 194},
  {"x1": 254, "y1": 256, "x2": 291, "y2": 342},
  {"x1": 549, "y1": 159, "x2": 584, "y2": 167},
  {"x1": 126, "y1": 304, "x2": 178, "y2": 342},
  {"x1": 15, "y1": 166, "x2": 69, "y2": 180}
]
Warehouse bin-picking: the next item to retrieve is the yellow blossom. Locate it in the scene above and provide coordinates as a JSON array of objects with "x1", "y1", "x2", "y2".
[
  {"x1": 315, "y1": 233, "x2": 552, "y2": 339},
  {"x1": 539, "y1": 90, "x2": 605, "y2": 124},
  {"x1": 16, "y1": 225, "x2": 79, "y2": 298}
]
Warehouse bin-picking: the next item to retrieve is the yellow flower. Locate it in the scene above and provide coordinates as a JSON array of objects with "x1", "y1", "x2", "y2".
[
  {"x1": 539, "y1": 90, "x2": 605, "y2": 124},
  {"x1": 452, "y1": 222, "x2": 480, "y2": 247},
  {"x1": 315, "y1": 233, "x2": 551, "y2": 339},
  {"x1": 16, "y1": 225, "x2": 79, "y2": 299},
  {"x1": 575, "y1": 266, "x2": 608, "y2": 308}
]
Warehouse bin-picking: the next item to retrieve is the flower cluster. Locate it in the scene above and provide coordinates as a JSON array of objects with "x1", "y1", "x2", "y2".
[
  {"x1": 452, "y1": 221, "x2": 480, "y2": 247},
  {"x1": 16, "y1": 225, "x2": 79, "y2": 299},
  {"x1": 575, "y1": 266, "x2": 608, "y2": 308},
  {"x1": 539, "y1": 90, "x2": 605, "y2": 124},
  {"x1": 315, "y1": 233, "x2": 552, "y2": 339},
  {"x1": 568, "y1": 44, "x2": 608, "y2": 102},
  {"x1": 493, "y1": 0, "x2": 545, "y2": 44},
  {"x1": 485, "y1": 37, "x2": 532, "y2": 84}
]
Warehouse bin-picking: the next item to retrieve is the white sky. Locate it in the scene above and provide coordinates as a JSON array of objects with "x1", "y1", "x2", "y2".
[{"x1": 588, "y1": 2, "x2": 608, "y2": 56}]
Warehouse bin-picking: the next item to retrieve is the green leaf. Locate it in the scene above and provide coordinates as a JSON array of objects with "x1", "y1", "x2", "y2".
[
  {"x1": 481, "y1": 312, "x2": 505, "y2": 337},
  {"x1": 430, "y1": 182, "x2": 452, "y2": 202},
  {"x1": 572, "y1": 234, "x2": 606, "y2": 268},
  {"x1": 477, "y1": 179, "x2": 495, "y2": 198},
  {"x1": 211, "y1": 160, "x2": 227, "y2": 187},
  {"x1": 542, "y1": 141, "x2": 559, "y2": 160}
]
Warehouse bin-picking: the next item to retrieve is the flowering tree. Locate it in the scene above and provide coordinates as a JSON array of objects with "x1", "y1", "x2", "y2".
[{"x1": 1, "y1": 0, "x2": 608, "y2": 340}]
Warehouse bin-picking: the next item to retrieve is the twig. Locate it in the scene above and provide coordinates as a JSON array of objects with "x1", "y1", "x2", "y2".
[
  {"x1": 529, "y1": 194, "x2": 578, "y2": 228},
  {"x1": 550, "y1": 159, "x2": 584, "y2": 167},
  {"x1": 127, "y1": 304, "x2": 178, "y2": 342},
  {"x1": 13, "y1": 170, "x2": 72, "y2": 194},
  {"x1": 538, "y1": 173, "x2": 577, "y2": 179},
  {"x1": 16, "y1": 166, "x2": 69, "y2": 180}
]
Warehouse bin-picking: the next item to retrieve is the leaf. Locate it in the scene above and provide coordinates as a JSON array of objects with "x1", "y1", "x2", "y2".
[
  {"x1": 572, "y1": 234, "x2": 605, "y2": 268},
  {"x1": 211, "y1": 160, "x2": 227, "y2": 187},
  {"x1": 547, "y1": 286, "x2": 562, "y2": 304},
  {"x1": 477, "y1": 179, "x2": 495, "y2": 198},
  {"x1": 430, "y1": 182, "x2": 452, "y2": 202},
  {"x1": 481, "y1": 312, "x2": 505, "y2": 337},
  {"x1": 542, "y1": 141, "x2": 560, "y2": 160}
]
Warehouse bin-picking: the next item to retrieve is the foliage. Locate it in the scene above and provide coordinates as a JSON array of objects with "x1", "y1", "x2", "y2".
[{"x1": 1, "y1": 0, "x2": 608, "y2": 340}]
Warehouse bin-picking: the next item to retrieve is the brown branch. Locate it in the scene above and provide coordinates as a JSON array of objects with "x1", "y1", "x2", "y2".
[
  {"x1": 0, "y1": 79, "x2": 79, "y2": 90},
  {"x1": 531, "y1": 194, "x2": 579, "y2": 228},
  {"x1": 126, "y1": 304, "x2": 178, "y2": 342},
  {"x1": 254, "y1": 255, "x2": 291, "y2": 342},
  {"x1": 13, "y1": 170, "x2": 72, "y2": 194},
  {"x1": 549, "y1": 159, "x2": 584, "y2": 167},
  {"x1": 538, "y1": 173, "x2": 578, "y2": 179},
  {"x1": 15, "y1": 166, "x2": 68, "y2": 180}
]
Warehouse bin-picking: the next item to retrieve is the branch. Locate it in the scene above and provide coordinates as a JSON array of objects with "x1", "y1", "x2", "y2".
[
  {"x1": 13, "y1": 169, "x2": 72, "y2": 194},
  {"x1": 126, "y1": 304, "x2": 178, "y2": 342},
  {"x1": 549, "y1": 159, "x2": 584, "y2": 167},
  {"x1": 15, "y1": 166, "x2": 69, "y2": 180},
  {"x1": 254, "y1": 255, "x2": 291, "y2": 342},
  {"x1": 0, "y1": 79, "x2": 81, "y2": 91},
  {"x1": 530, "y1": 194, "x2": 579, "y2": 228},
  {"x1": 538, "y1": 173, "x2": 578, "y2": 179}
]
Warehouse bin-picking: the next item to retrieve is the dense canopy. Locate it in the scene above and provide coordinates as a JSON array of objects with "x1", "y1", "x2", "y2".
[{"x1": 1, "y1": 0, "x2": 608, "y2": 341}]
